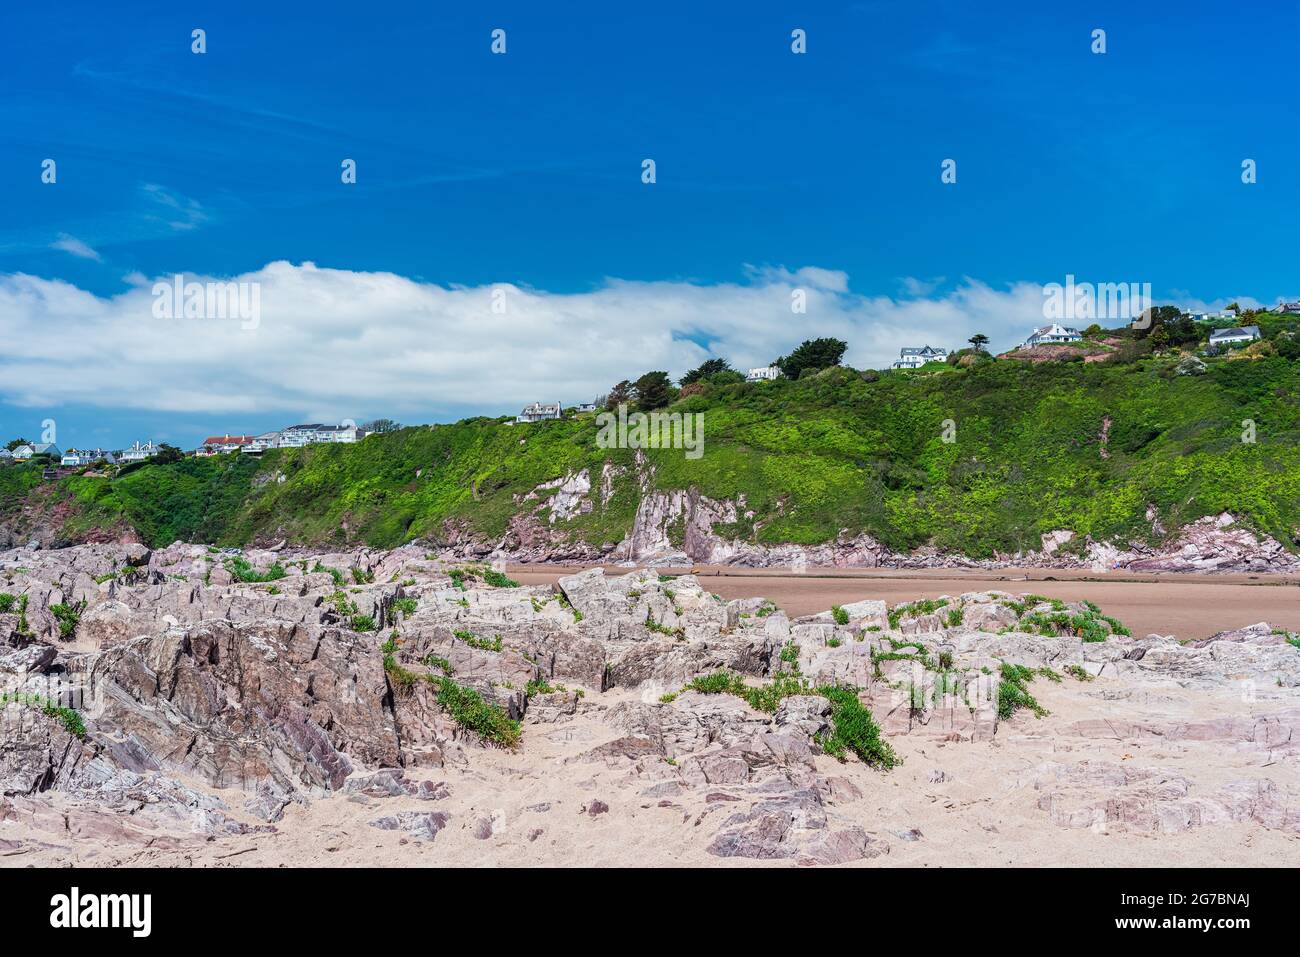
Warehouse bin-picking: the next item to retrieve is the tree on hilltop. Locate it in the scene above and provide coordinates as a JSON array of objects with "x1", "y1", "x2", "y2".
[
  {"x1": 633, "y1": 371, "x2": 674, "y2": 410},
  {"x1": 680, "y1": 358, "x2": 731, "y2": 386},
  {"x1": 774, "y1": 338, "x2": 847, "y2": 379}
]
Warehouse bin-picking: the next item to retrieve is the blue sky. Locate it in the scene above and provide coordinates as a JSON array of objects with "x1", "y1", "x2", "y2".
[{"x1": 0, "y1": 0, "x2": 1295, "y2": 449}]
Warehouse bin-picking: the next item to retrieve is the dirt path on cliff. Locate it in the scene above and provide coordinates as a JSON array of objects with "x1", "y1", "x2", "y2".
[{"x1": 508, "y1": 565, "x2": 1300, "y2": 641}]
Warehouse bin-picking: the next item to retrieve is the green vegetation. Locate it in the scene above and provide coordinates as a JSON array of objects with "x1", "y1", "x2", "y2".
[
  {"x1": 49, "y1": 600, "x2": 84, "y2": 639},
  {"x1": 454, "y1": 629, "x2": 503, "y2": 653},
  {"x1": 427, "y1": 676, "x2": 521, "y2": 748},
  {"x1": 422, "y1": 653, "x2": 454, "y2": 675},
  {"x1": 831, "y1": 605, "x2": 849, "y2": 626},
  {"x1": 1018, "y1": 600, "x2": 1131, "y2": 643},
  {"x1": 1064, "y1": 664, "x2": 1095, "y2": 681},
  {"x1": 997, "y1": 663, "x2": 1049, "y2": 720},
  {"x1": 678, "y1": 668, "x2": 897, "y2": 769},
  {"x1": 0, "y1": 593, "x2": 16, "y2": 613},
  {"x1": 390, "y1": 596, "x2": 419, "y2": 618},
  {"x1": 224, "y1": 555, "x2": 287, "y2": 583},
  {"x1": 889, "y1": 598, "x2": 949, "y2": 629},
  {"x1": 8, "y1": 330, "x2": 1300, "y2": 561},
  {"x1": 0, "y1": 691, "x2": 87, "y2": 739},
  {"x1": 525, "y1": 677, "x2": 556, "y2": 696}
]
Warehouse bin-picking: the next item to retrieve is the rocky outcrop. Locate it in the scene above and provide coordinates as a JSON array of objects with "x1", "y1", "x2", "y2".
[{"x1": 2, "y1": 541, "x2": 1299, "y2": 865}]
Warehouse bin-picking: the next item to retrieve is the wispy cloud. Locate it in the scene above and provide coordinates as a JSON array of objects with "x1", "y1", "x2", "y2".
[
  {"x1": 140, "y1": 184, "x2": 208, "y2": 232},
  {"x1": 50, "y1": 234, "x2": 103, "y2": 262}
]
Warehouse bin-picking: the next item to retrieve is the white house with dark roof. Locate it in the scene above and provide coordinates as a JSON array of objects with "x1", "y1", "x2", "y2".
[
  {"x1": 1024, "y1": 323, "x2": 1082, "y2": 347},
  {"x1": 119, "y1": 441, "x2": 157, "y2": 463},
  {"x1": 516, "y1": 402, "x2": 562, "y2": 424},
  {"x1": 745, "y1": 365, "x2": 782, "y2": 382},
  {"x1": 892, "y1": 345, "x2": 948, "y2": 369},
  {"x1": 1208, "y1": 325, "x2": 1261, "y2": 348}
]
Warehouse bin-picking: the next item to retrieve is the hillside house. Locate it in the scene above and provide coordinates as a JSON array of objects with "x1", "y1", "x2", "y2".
[
  {"x1": 892, "y1": 345, "x2": 949, "y2": 369},
  {"x1": 316, "y1": 424, "x2": 359, "y2": 443},
  {"x1": 1024, "y1": 324, "x2": 1082, "y2": 347},
  {"x1": 198, "y1": 434, "x2": 256, "y2": 456},
  {"x1": 16, "y1": 443, "x2": 62, "y2": 460},
  {"x1": 516, "y1": 402, "x2": 562, "y2": 424},
  {"x1": 278, "y1": 424, "x2": 324, "y2": 447},
  {"x1": 1208, "y1": 325, "x2": 1261, "y2": 348},
  {"x1": 745, "y1": 366, "x2": 781, "y2": 382},
  {"x1": 120, "y1": 441, "x2": 157, "y2": 464},
  {"x1": 1276, "y1": 300, "x2": 1300, "y2": 315},
  {"x1": 243, "y1": 432, "x2": 282, "y2": 453}
]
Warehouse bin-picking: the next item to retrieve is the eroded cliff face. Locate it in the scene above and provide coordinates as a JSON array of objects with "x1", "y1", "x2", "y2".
[
  {"x1": 436, "y1": 461, "x2": 1300, "y2": 573},
  {"x1": 8, "y1": 457, "x2": 1298, "y2": 573}
]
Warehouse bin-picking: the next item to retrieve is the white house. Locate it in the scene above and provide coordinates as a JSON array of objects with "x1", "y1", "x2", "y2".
[
  {"x1": 1187, "y1": 311, "x2": 1236, "y2": 323},
  {"x1": 243, "y1": 432, "x2": 282, "y2": 453},
  {"x1": 1024, "y1": 324, "x2": 1082, "y2": 347},
  {"x1": 574, "y1": 402, "x2": 598, "y2": 414},
  {"x1": 745, "y1": 366, "x2": 781, "y2": 382},
  {"x1": 61, "y1": 451, "x2": 84, "y2": 467},
  {"x1": 119, "y1": 441, "x2": 158, "y2": 464},
  {"x1": 1208, "y1": 325, "x2": 1261, "y2": 348},
  {"x1": 315, "y1": 424, "x2": 359, "y2": 443},
  {"x1": 891, "y1": 345, "x2": 949, "y2": 369},
  {"x1": 197, "y1": 434, "x2": 256, "y2": 456},
  {"x1": 277, "y1": 424, "x2": 326, "y2": 447},
  {"x1": 1275, "y1": 300, "x2": 1300, "y2": 315},
  {"x1": 18, "y1": 443, "x2": 62, "y2": 460},
  {"x1": 516, "y1": 402, "x2": 562, "y2": 424}
]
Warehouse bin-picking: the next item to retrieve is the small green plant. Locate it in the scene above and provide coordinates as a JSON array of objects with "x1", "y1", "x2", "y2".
[
  {"x1": 428, "y1": 676, "x2": 521, "y2": 748},
  {"x1": 422, "y1": 653, "x2": 454, "y2": 675},
  {"x1": 944, "y1": 607, "x2": 964, "y2": 628},
  {"x1": 224, "y1": 555, "x2": 287, "y2": 584},
  {"x1": 1064, "y1": 664, "x2": 1095, "y2": 682},
  {"x1": 827, "y1": 637, "x2": 842, "y2": 648},
  {"x1": 645, "y1": 612, "x2": 685, "y2": 640},
  {"x1": 0, "y1": 593, "x2": 16, "y2": 614},
  {"x1": 0, "y1": 691, "x2": 87, "y2": 739},
  {"x1": 831, "y1": 605, "x2": 849, "y2": 626},
  {"x1": 454, "y1": 629, "x2": 503, "y2": 653},
  {"x1": 888, "y1": 598, "x2": 949, "y2": 629},
  {"x1": 49, "y1": 600, "x2": 85, "y2": 639},
  {"x1": 391, "y1": 597, "x2": 419, "y2": 619},
  {"x1": 525, "y1": 677, "x2": 556, "y2": 697},
  {"x1": 997, "y1": 663, "x2": 1048, "y2": 721},
  {"x1": 351, "y1": 614, "x2": 377, "y2": 632},
  {"x1": 481, "y1": 568, "x2": 520, "y2": 588},
  {"x1": 351, "y1": 567, "x2": 375, "y2": 585}
]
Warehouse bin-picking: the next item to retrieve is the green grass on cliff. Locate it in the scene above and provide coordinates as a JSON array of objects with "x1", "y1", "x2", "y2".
[{"x1": 6, "y1": 346, "x2": 1300, "y2": 558}]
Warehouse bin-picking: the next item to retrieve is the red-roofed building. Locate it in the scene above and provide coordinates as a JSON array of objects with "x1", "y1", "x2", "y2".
[{"x1": 197, "y1": 434, "x2": 256, "y2": 456}]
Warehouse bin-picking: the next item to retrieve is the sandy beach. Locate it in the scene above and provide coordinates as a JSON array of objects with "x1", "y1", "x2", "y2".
[{"x1": 510, "y1": 565, "x2": 1300, "y2": 641}]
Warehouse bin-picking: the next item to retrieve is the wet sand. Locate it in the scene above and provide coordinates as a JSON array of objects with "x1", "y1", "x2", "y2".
[{"x1": 509, "y1": 564, "x2": 1300, "y2": 641}]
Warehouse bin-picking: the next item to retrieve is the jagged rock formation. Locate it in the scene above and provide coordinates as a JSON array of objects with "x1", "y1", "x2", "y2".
[{"x1": 1, "y1": 543, "x2": 1298, "y2": 866}]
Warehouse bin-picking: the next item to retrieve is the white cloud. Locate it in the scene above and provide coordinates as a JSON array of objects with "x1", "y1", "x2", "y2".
[
  {"x1": 0, "y1": 262, "x2": 1063, "y2": 420},
  {"x1": 50, "y1": 234, "x2": 103, "y2": 262}
]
